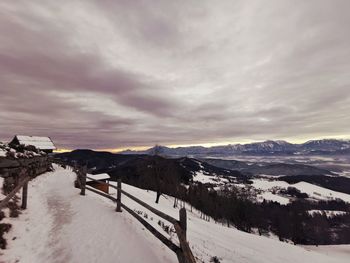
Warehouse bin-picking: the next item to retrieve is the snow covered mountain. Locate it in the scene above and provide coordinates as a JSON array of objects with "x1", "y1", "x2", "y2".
[
  {"x1": 121, "y1": 139, "x2": 350, "y2": 156},
  {"x1": 301, "y1": 139, "x2": 350, "y2": 152}
]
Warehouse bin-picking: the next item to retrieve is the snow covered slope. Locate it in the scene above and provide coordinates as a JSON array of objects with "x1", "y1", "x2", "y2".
[
  {"x1": 109, "y1": 182, "x2": 350, "y2": 263},
  {"x1": 1, "y1": 165, "x2": 349, "y2": 263}
]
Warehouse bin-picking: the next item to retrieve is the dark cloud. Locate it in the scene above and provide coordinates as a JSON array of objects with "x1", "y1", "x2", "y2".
[{"x1": 1, "y1": 0, "x2": 350, "y2": 149}]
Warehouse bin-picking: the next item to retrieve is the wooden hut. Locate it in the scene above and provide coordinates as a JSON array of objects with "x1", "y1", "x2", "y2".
[
  {"x1": 9, "y1": 135, "x2": 56, "y2": 154},
  {"x1": 86, "y1": 173, "x2": 110, "y2": 193}
]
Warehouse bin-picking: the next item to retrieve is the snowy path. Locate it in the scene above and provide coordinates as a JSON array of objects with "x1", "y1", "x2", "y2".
[{"x1": 1, "y1": 165, "x2": 177, "y2": 263}]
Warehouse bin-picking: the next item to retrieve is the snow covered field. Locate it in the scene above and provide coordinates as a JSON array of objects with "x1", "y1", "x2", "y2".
[
  {"x1": 256, "y1": 191, "x2": 290, "y2": 205},
  {"x1": 252, "y1": 179, "x2": 350, "y2": 203},
  {"x1": 1, "y1": 165, "x2": 350, "y2": 263},
  {"x1": 193, "y1": 171, "x2": 229, "y2": 185}
]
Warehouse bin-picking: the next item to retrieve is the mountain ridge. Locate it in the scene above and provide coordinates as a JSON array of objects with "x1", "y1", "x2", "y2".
[{"x1": 120, "y1": 139, "x2": 350, "y2": 156}]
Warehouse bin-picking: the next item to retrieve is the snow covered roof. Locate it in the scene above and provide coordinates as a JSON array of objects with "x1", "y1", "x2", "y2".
[
  {"x1": 14, "y1": 135, "x2": 56, "y2": 150},
  {"x1": 86, "y1": 173, "x2": 110, "y2": 182},
  {"x1": 0, "y1": 149, "x2": 7, "y2": 157}
]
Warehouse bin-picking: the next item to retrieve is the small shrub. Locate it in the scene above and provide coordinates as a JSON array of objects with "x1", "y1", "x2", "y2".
[
  {"x1": 3, "y1": 177, "x2": 16, "y2": 195},
  {"x1": 158, "y1": 220, "x2": 175, "y2": 235},
  {"x1": 0, "y1": 211, "x2": 5, "y2": 221},
  {"x1": 210, "y1": 256, "x2": 221, "y2": 263},
  {"x1": 8, "y1": 200, "x2": 21, "y2": 218},
  {"x1": 0, "y1": 223, "x2": 12, "y2": 249}
]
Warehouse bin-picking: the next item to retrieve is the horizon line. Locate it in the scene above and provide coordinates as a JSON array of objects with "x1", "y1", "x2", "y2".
[{"x1": 53, "y1": 136, "x2": 350, "y2": 153}]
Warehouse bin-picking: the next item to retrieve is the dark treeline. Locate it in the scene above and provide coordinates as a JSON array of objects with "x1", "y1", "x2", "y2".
[{"x1": 182, "y1": 184, "x2": 350, "y2": 245}]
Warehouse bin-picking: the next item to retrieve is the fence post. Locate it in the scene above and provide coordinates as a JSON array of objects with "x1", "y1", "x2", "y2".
[
  {"x1": 116, "y1": 179, "x2": 122, "y2": 212},
  {"x1": 179, "y1": 208, "x2": 187, "y2": 240},
  {"x1": 21, "y1": 181, "x2": 28, "y2": 209},
  {"x1": 14, "y1": 173, "x2": 19, "y2": 188},
  {"x1": 80, "y1": 166, "x2": 86, "y2": 196}
]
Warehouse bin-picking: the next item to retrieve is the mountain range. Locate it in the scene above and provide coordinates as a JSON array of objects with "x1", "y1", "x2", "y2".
[{"x1": 121, "y1": 139, "x2": 350, "y2": 156}]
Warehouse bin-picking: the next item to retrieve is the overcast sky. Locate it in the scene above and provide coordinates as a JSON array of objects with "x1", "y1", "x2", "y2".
[{"x1": 1, "y1": 0, "x2": 350, "y2": 150}]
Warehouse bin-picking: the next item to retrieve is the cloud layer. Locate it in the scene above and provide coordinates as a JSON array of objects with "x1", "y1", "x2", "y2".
[{"x1": 1, "y1": 0, "x2": 350, "y2": 149}]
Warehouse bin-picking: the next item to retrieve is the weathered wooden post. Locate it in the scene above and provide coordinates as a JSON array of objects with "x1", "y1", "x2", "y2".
[
  {"x1": 14, "y1": 173, "x2": 19, "y2": 188},
  {"x1": 80, "y1": 166, "x2": 87, "y2": 196},
  {"x1": 21, "y1": 181, "x2": 28, "y2": 209},
  {"x1": 116, "y1": 178, "x2": 122, "y2": 212},
  {"x1": 175, "y1": 208, "x2": 196, "y2": 263},
  {"x1": 179, "y1": 208, "x2": 187, "y2": 240}
]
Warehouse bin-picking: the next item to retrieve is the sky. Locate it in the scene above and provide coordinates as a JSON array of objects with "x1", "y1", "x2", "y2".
[{"x1": 1, "y1": 0, "x2": 350, "y2": 151}]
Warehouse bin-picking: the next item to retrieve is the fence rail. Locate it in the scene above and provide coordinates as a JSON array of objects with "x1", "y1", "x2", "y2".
[
  {"x1": 0, "y1": 156, "x2": 51, "y2": 210},
  {"x1": 72, "y1": 164, "x2": 196, "y2": 263},
  {"x1": 0, "y1": 176, "x2": 30, "y2": 210}
]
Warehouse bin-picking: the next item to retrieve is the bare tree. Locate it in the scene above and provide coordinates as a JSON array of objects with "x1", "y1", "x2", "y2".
[{"x1": 152, "y1": 145, "x2": 163, "y2": 204}]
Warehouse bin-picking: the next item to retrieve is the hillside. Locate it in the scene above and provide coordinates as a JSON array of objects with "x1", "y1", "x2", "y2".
[
  {"x1": 56, "y1": 150, "x2": 248, "y2": 184},
  {"x1": 117, "y1": 182, "x2": 350, "y2": 263},
  {"x1": 1, "y1": 165, "x2": 349, "y2": 263},
  {"x1": 57, "y1": 149, "x2": 136, "y2": 171}
]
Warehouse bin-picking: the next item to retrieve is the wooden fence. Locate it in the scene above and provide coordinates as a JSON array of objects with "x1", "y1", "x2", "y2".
[
  {"x1": 0, "y1": 156, "x2": 51, "y2": 210},
  {"x1": 73, "y1": 165, "x2": 196, "y2": 263}
]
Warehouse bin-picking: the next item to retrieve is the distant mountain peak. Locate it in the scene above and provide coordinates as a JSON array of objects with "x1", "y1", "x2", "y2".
[
  {"x1": 274, "y1": 140, "x2": 291, "y2": 145},
  {"x1": 304, "y1": 138, "x2": 349, "y2": 144},
  {"x1": 119, "y1": 139, "x2": 350, "y2": 157}
]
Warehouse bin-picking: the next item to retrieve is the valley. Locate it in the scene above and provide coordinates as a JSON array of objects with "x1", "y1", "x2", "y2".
[{"x1": 56, "y1": 144, "x2": 350, "y2": 246}]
